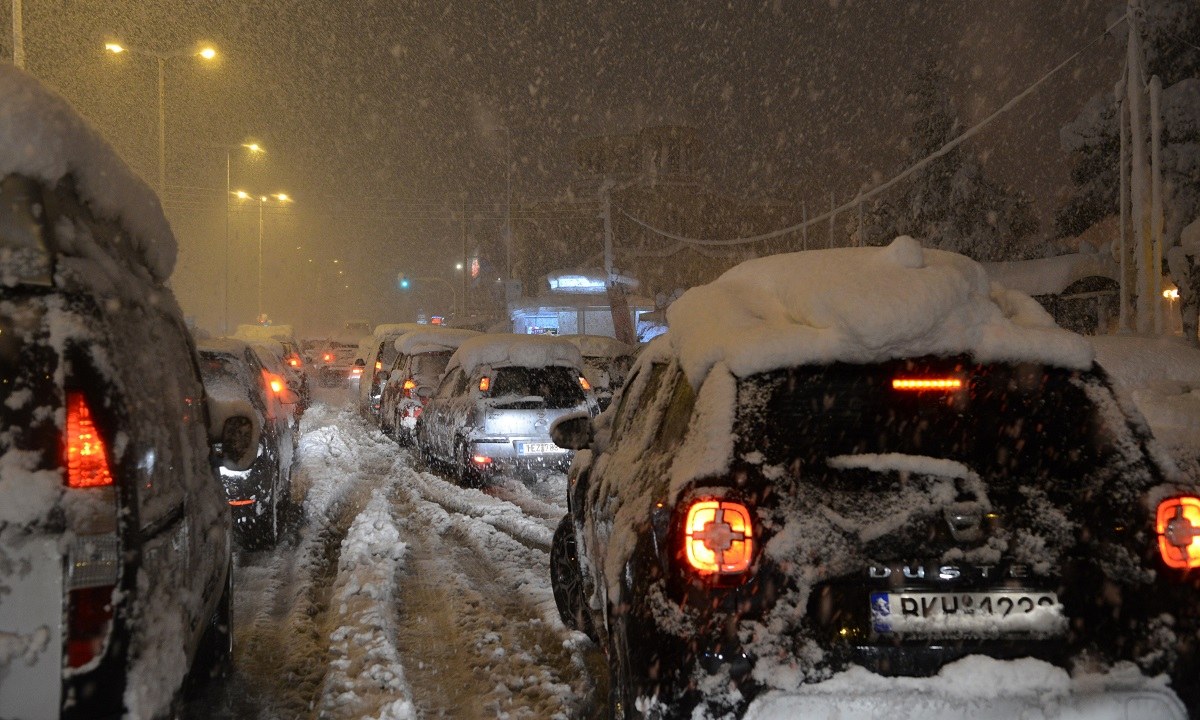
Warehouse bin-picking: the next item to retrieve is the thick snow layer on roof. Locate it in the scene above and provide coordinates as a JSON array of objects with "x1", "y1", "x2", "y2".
[
  {"x1": 394, "y1": 328, "x2": 479, "y2": 355},
  {"x1": 372, "y1": 323, "x2": 426, "y2": 338},
  {"x1": 233, "y1": 323, "x2": 297, "y2": 343},
  {"x1": 448, "y1": 334, "x2": 583, "y2": 376},
  {"x1": 0, "y1": 66, "x2": 175, "y2": 283},
  {"x1": 982, "y1": 252, "x2": 1117, "y2": 296},
  {"x1": 559, "y1": 334, "x2": 634, "y2": 359},
  {"x1": 666, "y1": 237, "x2": 1094, "y2": 387}
]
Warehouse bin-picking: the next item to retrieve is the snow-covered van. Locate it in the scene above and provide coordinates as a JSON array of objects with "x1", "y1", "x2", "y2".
[
  {"x1": 550, "y1": 237, "x2": 1199, "y2": 718},
  {"x1": 0, "y1": 67, "x2": 249, "y2": 719}
]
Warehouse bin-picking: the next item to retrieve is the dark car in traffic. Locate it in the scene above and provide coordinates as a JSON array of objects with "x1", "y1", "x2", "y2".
[
  {"x1": 550, "y1": 238, "x2": 1199, "y2": 719},
  {"x1": 0, "y1": 67, "x2": 247, "y2": 720},
  {"x1": 379, "y1": 327, "x2": 479, "y2": 443}
]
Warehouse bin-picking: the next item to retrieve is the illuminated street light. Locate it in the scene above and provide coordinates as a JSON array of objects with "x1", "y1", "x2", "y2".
[
  {"x1": 214, "y1": 142, "x2": 267, "y2": 333},
  {"x1": 234, "y1": 190, "x2": 293, "y2": 320},
  {"x1": 104, "y1": 40, "x2": 218, "y2": 194}
]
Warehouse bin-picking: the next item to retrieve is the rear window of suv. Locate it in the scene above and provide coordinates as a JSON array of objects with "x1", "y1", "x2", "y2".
[
  {"x1": 737, "y1": 356, "x2": 1144, "y2": 494},
  {"x1": 491, "y1": 366, "x2": 585, "y2": 409}
]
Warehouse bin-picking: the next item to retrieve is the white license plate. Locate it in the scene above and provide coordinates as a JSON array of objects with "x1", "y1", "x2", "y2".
[
  {"x1": 517, "y1": 442, "x2": 565, "y2": 456},
  {"x1": 870, "y1": 591, "x2": 1065, "y2": 638}
]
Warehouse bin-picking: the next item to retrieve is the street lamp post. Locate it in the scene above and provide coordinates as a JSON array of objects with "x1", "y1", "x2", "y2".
[
  {"x1": 105, "y1": 41, "x2": 217, "y2": 195},
  {"x1": 234, "y1": 190, "x2": 292, "y2": 322},
  {"x1": 218, "y1": 143, "x2": 264, "y2": 333}
]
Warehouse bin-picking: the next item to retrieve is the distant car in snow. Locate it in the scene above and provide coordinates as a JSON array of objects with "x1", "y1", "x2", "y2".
[
  {"x1": 233, "y1": 324, "x2": 310, "y2": 414},
  {"x1": 197, "y1": 339, "x2": 297, "y2": 548},
  {"x1": 379, "y1": 328, "x2": 480, "y2": 443},
  {"x1": 559, "y1": 334, "x2": 637, "y2": 411},
  {"x1": 314, "y1": 338, "x2": 361, "y2": 388},
  {"x1": 0, "y1": 67, "x2": 244, "y2": 720},
  {"x1": 549, "y1": 237, "x2": 1200, "y2": 719},
  {"x1": 354, "y1": 323, "x2": 426, "y2": 422},
  {"x1": 416, "y1": 334, "x2": 597, "y2": 485}
]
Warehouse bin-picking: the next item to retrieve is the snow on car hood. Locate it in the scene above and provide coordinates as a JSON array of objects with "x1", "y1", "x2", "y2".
[
  {"x1": 559, "y1": 334, "x2": 634, "y2": 359},
  {"x1": 666, "y1": 236, "x2": 1094, "y2": 388},
  {"x1": 447, "y1": 334, "x2": 583, "y2": 376},
  {"x1": 0, "y1": 66, "x2": 175, "y2": 283},
  {"x1": 393, "y1": 328, "x2": 479, "y2": 355}
]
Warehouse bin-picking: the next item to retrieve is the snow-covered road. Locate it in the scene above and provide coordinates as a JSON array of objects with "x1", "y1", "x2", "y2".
[{"x1": 186, "y1": 387, "x2": 605, "y2": 719}]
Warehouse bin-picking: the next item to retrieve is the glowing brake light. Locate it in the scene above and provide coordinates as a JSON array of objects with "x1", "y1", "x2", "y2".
[
  {"x1": 683, "y1": 500, "x2": 754, "y2": 575},
  {"x1": 349, "y1": 367, "x2": 363, "y2": 378},
  {"x1": 323, "y1": 352, "x2": 334, "y2": 363},
  {"x1": 65, "y1": 391, "x2": 114, "y2": 488},
  {"x1": 471, "y1": 454, "x2": 493, "y2": 466},
  {"x1": 579, "y1": 376, "x2": 592, "y2": 391},
  {"x1": 402, "y1": 378, "x2": 417, "y2": 396},
  {"x1": 375, "y1": 360, "x2": 382, "y2": 371},
  {"x1": 269, "y1": 376, "x2": 285, "y2": 394},
  {"x1": 287, "y1": 355, "x2": 302, "y2": 368},
  {"x1": 1157, "y1": 496, "x2": 1200, "y2": 569},
  {"x1": 478, "y1": 376, "x2": 491, "y2": 392},
  {"x1": 892, "y1": 377, "x2": 963, "y2": 392}
]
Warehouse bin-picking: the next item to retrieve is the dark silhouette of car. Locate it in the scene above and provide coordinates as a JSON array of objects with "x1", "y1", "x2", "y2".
[
  {"x1": 0, "y1": 67, "x2": 251, "y2": 720},
  {"x1": 197, "y1": 339, "x2": 297, "y2": 548},
  {"x1": 379, "y1": 328, "x2": 479, "y2": 443},
  {"x1": 550, "y1": 239, "x2": 1200, "y2": 719}
]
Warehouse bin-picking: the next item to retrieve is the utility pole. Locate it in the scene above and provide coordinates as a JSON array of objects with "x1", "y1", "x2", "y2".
[
  {"x1": 801, "y1": 201, "x2": 808, "y2": 251},
  {"x1": 461, "y1": 199, "x2": 469, "y2": 318},
  {"x1": 12, "y1": 0, "x2": 24, "y2": 68},
  {"x1": 601, "y1": 180, "x2": 615, "y2": 280},
  {"x1": 1117, "y1": 68, "x2": 1133, "y2": 333}
]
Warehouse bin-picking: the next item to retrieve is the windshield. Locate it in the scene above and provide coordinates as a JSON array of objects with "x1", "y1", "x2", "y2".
[{"x1": 414, "y1": 351, "x2": 451, "y2": 382}]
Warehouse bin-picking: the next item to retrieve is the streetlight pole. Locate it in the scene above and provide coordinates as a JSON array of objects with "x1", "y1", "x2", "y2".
[
  {"x1": 105, "y1": 41, "x2": 217, "y2": 196},
  {"x1": 221, "y1": 143, "x2": 264, "y2": 333},
  {"x1": 234, "y1": 190, "x2": 291, "y2": 323}
]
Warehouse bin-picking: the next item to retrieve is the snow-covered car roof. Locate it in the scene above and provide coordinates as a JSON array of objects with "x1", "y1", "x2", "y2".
[
  {"x1": 371, "y1": 322, "x2": 426, "y2": 338},
  {"x1": 665, "y1": 236, "x2": 1094, "y2": 388},
  {"x1": 447, "y1": 334, "x2": 584, "y2": 376},
  {"x1": 559, "y1": 334, "x2": 635, "y2": 359},
  {"x1": 0, "y1": 66, "x2": 175, "y2": 283},
  {"x1": 233, "y1": 324, "x2": 298, "y2": 344},
  {"x1": 394, "y1": 328, "x2": 480, "y2": 356}
]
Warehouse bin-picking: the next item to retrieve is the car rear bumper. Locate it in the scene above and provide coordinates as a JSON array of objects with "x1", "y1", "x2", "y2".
[
  {"x1": 469, "y1": 437, "x2": 571, "y2": 470},
  {"x1": 741, "y1": 658, "x2": 1188, "y2": 720}
]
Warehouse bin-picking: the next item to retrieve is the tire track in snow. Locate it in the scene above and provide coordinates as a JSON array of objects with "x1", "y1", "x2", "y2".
[
  {"x1": 405, "y1": 467, "x2": 558, "y2": 551},
  {"x1": 391, "y1": 471, "x2": 602, "y2": 718}
]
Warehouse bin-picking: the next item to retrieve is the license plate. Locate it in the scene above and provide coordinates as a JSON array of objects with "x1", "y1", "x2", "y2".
[
  {"x1": 516, "y1": 442, "x2": 565, "y2": 456},
  {"x1": 870, "y1": 591, "x2": 1064, "y2": 638}
]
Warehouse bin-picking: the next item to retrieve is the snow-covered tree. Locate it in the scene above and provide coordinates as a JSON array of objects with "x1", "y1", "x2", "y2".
[
  {"x1": 1056, "y1": 0, "x2": 1200, "y2": 244},
  {"x1": 859, "y1": 61, "x2": 1039, "y2": 262}
]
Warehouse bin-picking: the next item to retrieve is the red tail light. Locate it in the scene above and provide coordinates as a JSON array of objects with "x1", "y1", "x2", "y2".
[
  {"x1": 350, "y1": 367, "x2": 363, "y2": 379},
  {"x1": 375, "y1": 360, "x2": 382, "y2": 371},
  {"x1": 1157, "y1": 496, "x2": 1200, "y2": 569},
  {"x1": 471, "y1": 454, "x2": 493, "y2": 466},
  {"x1": 287, "y1": 355, "x2": 302, "y2": 368},
  {"x1": 262, "y1": 370, "x2": 285, "y2": 396},
  {"x1": 65, "y1": 391, "x2": 114, "y2": 489},
  {"x1": 402, "y1": 378, "x2": 417, "y2": 392},
  {"x1": 579, "y1": 376, "x2": 592, "y2": 391},
  {"x1": 478, "y1": 376, "x2": 491, "y2": 392},
  {"x1": 323, "y1": 352, "x2": 334, "y2": 363},
  {"x1": 66, "y1": 585, "x2": 115, "y2": 668},
  {"x1": 683, "y1": 500, "x2": 754, "y2": 575},
  {"x1": 892, "y1": 377, "x2": 963, "y2": 392},
  {"x1": 229, "y1": 498, "x2": 255, "y2": 507}
]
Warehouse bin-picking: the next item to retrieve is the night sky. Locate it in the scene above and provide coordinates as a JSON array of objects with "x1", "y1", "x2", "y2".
[{"x1": 2, "y1": 0, "x2": 1122, "y2": 331}]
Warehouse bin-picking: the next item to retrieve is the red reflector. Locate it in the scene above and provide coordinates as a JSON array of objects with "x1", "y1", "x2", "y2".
[
  {"x1": 579, "y1": 376, "x2": 592, "y2": 391},
  {"x1": 471, "y1": 454, "x2": 493, "y2": 465},
  {"x1": 683, "y1": 500, "x2": 754, "y2": 575},
  {"x1": 478, "y1": 376, "x2": 491, "y2": 392},
  {"x1": 67, "y1": 585, "x2": 114, "y2": 668},
  {"x1": 1157, "y1": 496, "x2": 1200, "y2": 569},
  {"x1": 228, "y1": 499, "x2": 256, "y2": 507},
  {"x1": 892, "y1": 377, "x2": 963, "y2": 392},
  {"x1": 65, "y1": 391, "x2": 114, "y2": 489}
]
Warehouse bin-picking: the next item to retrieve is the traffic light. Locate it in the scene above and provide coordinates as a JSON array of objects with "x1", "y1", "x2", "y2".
[{"x1": 398, "y1": 274, "x2": 411, "y2": 290}]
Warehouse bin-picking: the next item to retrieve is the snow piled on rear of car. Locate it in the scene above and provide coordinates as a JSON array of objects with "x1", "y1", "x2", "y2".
[
  {"x1": 666, "y1": 236, "x2": 1093, "y2": 389},
  {"x1": 744, "y1": 656, "x2": 1186, "y2": 720},
  {"x1": 559, "y1": 334, "x2": 634, "y2": 359},
  {"x1": 448, "y1": 334, "x2": 583, "y2": 376},
  {"x1": 0, "y1": 66, "x2": 175, "y2": 283}
]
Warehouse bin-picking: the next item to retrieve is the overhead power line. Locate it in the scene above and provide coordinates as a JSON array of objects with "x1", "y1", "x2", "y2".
[{"x1": 619, "y1": 12, "x2": 1130, "y2": 248}]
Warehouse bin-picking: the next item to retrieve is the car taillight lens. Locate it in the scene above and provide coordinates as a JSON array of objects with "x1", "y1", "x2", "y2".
[
  {"x1": 479, "y1": 376, "x2": 491, "y2": 392},
  {"x1": 892, "y1": 377, "x2": 963, "y2": 392},
  {"x1": 683, "y1": 500, "x2": 754, "y2": 575},
  {"x1": 471, "y1": 454, "x2": 493, "y2": 466},
  {"x1": 350, "y1": 367, "x2": 363, "y2": 378},
  {"x1": 287, "y1": 355, "x2": 302, "y2": 368},
  {"x1": 323, "y1": 353, "x2": 334, "y2": 363},
  {"x1": 375, "y1": 360, "x2": 382, "y2": 371},
  {"x1": 1157, "y1": 496, "x2": 1200, "y2": 569},
  {"x1": 66, "y1": 585, "x2": 115, "y2": 669},
  {"x1": 403, "y1": 378, "x2": 417, "y2": 392},
  {"x1": 579, "y1": 376, "x2": 592, "y2": 391},
  {"x1": 65, "y1": 391, "x2": 114, "y2": 489}
]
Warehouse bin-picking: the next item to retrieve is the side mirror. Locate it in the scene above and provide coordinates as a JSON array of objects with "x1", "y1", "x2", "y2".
[
  {"x1": 206, "y1": 397, "x2": 261, "y2": 472},
  {"x1": 551, "y1": 412, "x2": 593, "y2": 450}
]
